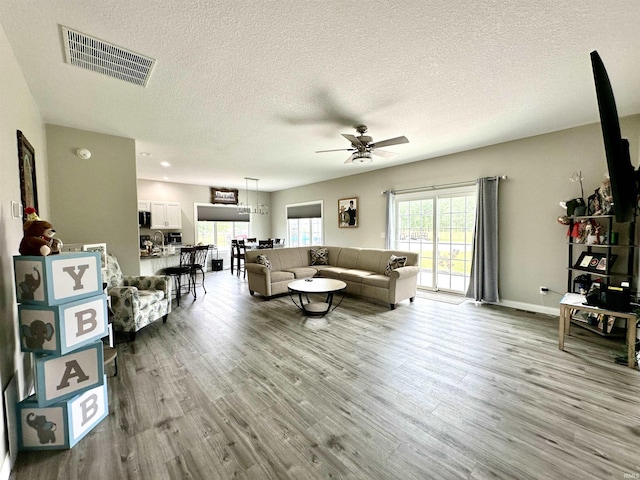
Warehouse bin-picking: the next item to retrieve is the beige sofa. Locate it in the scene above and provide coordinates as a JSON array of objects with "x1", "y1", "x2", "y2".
[{"x1": 245, "y1": 246, "x2": 420, "y2": 309}]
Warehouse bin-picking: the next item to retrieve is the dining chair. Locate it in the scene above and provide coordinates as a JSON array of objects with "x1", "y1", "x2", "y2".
[
  {"x1": 246, "y1": 237, "x2": 257, "y2": 243},
  {"x1": 164, "y1": 246, "x2": 196, "y2": 306},
  {"x1": 258, "y1": 239, "x2": 274, "y2": 249}
]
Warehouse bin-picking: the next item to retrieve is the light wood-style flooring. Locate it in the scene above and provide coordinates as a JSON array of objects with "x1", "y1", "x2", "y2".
[{"x1": 10, "y1": 270, "x2": 640, "y2": 479}]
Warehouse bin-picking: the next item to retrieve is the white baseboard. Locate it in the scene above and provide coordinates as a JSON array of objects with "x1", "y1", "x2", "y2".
[
  {"x1": 1, "y1": 452, "x2": 10, "y2": 480},
  {"x1": 493, "y1": 299, "x2": 560, "y2": 317}
]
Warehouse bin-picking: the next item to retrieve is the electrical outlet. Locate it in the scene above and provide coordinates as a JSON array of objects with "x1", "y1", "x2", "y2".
[{"x1": 539, "y1": 286, "x2": 548, "y2": 295}]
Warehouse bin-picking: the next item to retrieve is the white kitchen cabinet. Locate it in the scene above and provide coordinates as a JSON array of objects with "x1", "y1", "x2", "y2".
[
  {"x1": 138, "y1": 200, "x2": 151, "y2": 211},
  {"x1": 150, "y1": 201, "x2": 182, "y2": 229}
]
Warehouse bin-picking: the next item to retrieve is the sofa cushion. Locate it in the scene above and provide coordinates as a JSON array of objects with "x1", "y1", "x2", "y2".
[
  {"x1": 340, "y1": 269, "x2": 375, "y2": 283},
  {"x1": 335, "y1": 248, "x2": 361, "y2": 269},
  {"x1": 355, "y1": 249, "x2": 386, "y2": 274},
  {"x1": 137, "y1": 289, "x2": 166, "y2": 309},
  {"x1": 284, "y1": 267, "x2": 318, "y2": 278},
  {"x1": 257, "y1": 254, "x2": 272, "y2": 270},
  {"x1": 316, "y1": 266, "x2": 350, "y2": 279},
  {"x1": 362, "y1": 274, "x2": 391, "y2": 288},
  {"x1": 385, "y1": 255, "x2": 408, "y2": 276},
  {"x1": 309, "y1": 248, "x2": 329, "y2": 265}
]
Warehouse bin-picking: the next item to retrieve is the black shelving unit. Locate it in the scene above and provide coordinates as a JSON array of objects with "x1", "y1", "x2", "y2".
[{"x1": 566, "y1": 215, "x2": 637, "y2": 336}]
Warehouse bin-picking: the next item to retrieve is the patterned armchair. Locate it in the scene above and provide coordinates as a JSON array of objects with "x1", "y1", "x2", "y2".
[{"x1": 104, "y1": 253, "x2": 172, "y2": 340}]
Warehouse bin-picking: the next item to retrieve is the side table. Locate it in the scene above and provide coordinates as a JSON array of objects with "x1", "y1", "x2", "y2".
[{"x1": 559, "y1": 293, "x2": 638, "y2": 368}]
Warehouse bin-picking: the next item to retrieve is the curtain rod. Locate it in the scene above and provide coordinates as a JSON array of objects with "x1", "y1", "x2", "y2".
[{"x1": 383, "y1": 175, "x2": 507, "y2": 195}]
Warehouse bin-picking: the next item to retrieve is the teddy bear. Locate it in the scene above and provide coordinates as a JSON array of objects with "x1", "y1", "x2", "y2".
[{"x1": 19, "y1": 207, "x2": 63, "y2": 256}]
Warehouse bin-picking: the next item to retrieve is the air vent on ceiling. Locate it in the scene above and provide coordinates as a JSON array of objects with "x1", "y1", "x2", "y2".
[{"x1": 61, "y1": 26, "x2": 156, "y2": 87}]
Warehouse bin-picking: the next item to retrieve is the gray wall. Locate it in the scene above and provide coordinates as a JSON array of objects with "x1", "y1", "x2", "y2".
[
  {"x1": 271, "y1": 117, "x2": 640, "y2": 314},
  {"x1": 0, "y1": 24, "x2": 49, "y2": 476},
  {"x1": 46, "y1": 125, "x2": 140, "y2": 275}
]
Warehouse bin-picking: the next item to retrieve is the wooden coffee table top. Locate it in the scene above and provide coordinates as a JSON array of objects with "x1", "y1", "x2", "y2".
[{"x1": 288, "y1": 278, "x2": 346, "y2": 294}]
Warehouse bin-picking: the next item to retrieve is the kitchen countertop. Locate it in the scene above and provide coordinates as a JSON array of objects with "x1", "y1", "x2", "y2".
[{"x1": 140, "y1": 252, "x2": 180, "y2": 259}]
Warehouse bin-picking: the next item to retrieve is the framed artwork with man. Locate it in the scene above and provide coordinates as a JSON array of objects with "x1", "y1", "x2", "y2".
[{"x1": 338, "y1": 197, "x2": 358, "y2": 228}]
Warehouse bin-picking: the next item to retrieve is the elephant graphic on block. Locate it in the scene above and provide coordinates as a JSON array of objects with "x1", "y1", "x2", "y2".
[{"x1": 26, "y1": 413, "x2": 57, "y2": 444}]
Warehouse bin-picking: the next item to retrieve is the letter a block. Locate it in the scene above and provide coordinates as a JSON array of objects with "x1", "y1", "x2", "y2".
[
  {"x1": 13, "y1": 252, "x2": 102, "y2": 306},
  {"x1": 34, "y1": 342, "x2": 104, "y2": 407},
  {"x1": 18, "y1": 294, "x2": 108, "y2": 355},
  {"x1": 17, "y1": 379, "x2": 108, "y2": 450}
]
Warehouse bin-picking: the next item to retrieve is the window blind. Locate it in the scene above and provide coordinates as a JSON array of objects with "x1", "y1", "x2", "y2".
[{"x1": 197, "y1": 205, "x2": 249, "y2": 222}]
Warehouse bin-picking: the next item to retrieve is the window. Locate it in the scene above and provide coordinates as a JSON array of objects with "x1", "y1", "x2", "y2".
[
  {"x1": 197, "y1": 221, "x2": 248, "y2": 247},
  {"x1": 396, "y1": 188, "x2": 475, "y2": 293},
  {"x1": 286, "y1": 202, "x2": 323, "y2": 247},
  {"x1": 195, "y1": 204, "x2": 250, "y2": 269}
]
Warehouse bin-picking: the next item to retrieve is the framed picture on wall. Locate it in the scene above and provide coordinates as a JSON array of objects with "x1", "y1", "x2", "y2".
[
  {"x1": 211, "y1": 187, "x2": 239, "y2": 205},
  {"x1": 17, "y1": 130, "x2": 38, "y2": 222},
  {"x1": 338, "y1": 197, "x2": 358, "y2": 228}
]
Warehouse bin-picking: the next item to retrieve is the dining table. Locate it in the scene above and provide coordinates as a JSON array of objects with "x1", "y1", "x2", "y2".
[{"x1": 231, "y1": 241, "x2": 284, "y2": 275}]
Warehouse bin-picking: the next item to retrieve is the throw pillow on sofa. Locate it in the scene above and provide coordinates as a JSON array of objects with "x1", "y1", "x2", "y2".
[
  {"x1": 385, "y1": 255, "x2": 407, "y2": 276},
  {"x1": 257, "y1": 254, "x2": 272, "y2": 270},
  {"x1": 309, "y1": 248, "x2": 329, "y2": 265}
]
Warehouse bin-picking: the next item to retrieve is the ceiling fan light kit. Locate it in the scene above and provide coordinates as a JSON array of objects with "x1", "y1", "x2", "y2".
[
  {"x1": 316, "y1": 125, "x2": 408, "y2": 164},
  {"x1": 347, "y1": 152, "x2": 373, "y2": 164}
]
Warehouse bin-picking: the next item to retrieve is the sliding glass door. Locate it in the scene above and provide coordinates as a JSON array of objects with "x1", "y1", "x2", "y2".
[{"x1": 396, "y1": 188, "x2": 475, "y2": 293}]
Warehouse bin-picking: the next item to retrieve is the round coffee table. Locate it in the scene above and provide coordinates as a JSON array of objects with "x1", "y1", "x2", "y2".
[{"x1": 288, "y1": 278, "x2": 347, "y2": 316}]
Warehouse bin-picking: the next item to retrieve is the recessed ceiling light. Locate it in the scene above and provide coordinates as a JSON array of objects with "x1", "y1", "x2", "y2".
[
  {"x1": 161, "y1": 161, "x2": 170, "y2": 167},
  {"x1": 140, "y1": 152, "x2": 153, "y2": 157}
]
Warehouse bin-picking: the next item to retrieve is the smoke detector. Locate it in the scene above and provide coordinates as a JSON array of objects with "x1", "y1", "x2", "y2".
[{"x1": 76, "y1": 148, "x2": 92, "y2": 160}]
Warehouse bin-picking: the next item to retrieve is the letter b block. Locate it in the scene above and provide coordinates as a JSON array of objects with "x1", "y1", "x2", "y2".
[
  {"x1": 17, "y1": 379, "x2": 108, "y2": 450},
  {"x1": 18, "y1": 294, "x2": 108, "y2": 355}
]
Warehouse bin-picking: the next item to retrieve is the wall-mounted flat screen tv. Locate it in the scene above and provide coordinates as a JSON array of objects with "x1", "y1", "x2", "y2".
[{"x1": 590, "y1": 50, "x2": 638, "y2": 223}]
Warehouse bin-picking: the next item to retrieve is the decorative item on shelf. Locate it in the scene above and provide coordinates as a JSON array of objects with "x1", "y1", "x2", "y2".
[
  {"x1": 574, "y1": 252, "x2": 617, "y2": 273},
  {"x1": 237, "y1": 177, "x2": 268, "y2": 215},
  {"x1": 559, "y1": 170, "x2": 586, "y2": 217},
  {"x1": 19, "y1": 208, "x2": 63, "y2": 256}
]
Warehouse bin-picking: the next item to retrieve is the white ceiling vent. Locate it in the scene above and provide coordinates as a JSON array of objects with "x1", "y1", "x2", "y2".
[{"x1": 61, "y1": 26, "x2": 156, "y2": 87}]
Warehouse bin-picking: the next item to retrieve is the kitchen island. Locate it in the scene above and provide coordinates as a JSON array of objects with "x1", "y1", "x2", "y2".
[
  {"x1": 139, "y1": 252, "x2": 180, "y2": 276},
  {"x1": 139, "y1": 246, "x2": 217, "y2": 275}
]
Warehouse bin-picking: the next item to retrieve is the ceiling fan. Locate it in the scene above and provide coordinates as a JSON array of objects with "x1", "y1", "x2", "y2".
[{"x1": 316, "y1": 125, "x2": 409, "y2": 164}]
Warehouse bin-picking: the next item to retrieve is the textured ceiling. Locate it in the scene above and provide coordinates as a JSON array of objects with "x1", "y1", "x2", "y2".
[{"x1": 1, "y1": 1, "x2": 640, "y2": 192}]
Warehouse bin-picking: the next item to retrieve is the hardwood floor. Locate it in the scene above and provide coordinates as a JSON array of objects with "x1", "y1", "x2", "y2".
[{"x1": 10, "y1": 271, "x2": 640, "y2": 479}]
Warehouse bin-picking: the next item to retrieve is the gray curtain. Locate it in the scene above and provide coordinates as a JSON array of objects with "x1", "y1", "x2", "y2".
[
  {"x1": 385, "y1": 190, "x2": 395, "y2": 249},
  {"x1": 466, "y1": 177, "x2": 500, "y2": 302}
]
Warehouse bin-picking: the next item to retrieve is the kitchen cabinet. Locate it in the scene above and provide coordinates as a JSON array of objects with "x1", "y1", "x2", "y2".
[
  {"x1": 150, "y1": 201, "x2": 182, "y2": 229},
  {"x1": 138, "y1": 200, "x2": 151, "y2": 211}
]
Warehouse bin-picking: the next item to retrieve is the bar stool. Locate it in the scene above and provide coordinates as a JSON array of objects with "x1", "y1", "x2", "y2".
[
  {"x1": 236, "y1": 240, "x2": 247, "y2": 278},
  {"x1": 165, "y1": 246, "x2": 196, "y2": 305},
  {"x1": 190, "y1": 245, "x2": 209, "y2": 298}
]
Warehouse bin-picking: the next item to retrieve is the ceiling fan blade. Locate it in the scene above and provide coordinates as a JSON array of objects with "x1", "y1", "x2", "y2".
[
  {"x1": 342, "y1": 134, "x2": 364, "y2": 147},
  {"x1": 370, "y1": 136, "x2": 409, "y2": 149},
  {"x1": 344, "y1": 154, "x2": 356, "y2": 164},
  {"x1": 371, "y1": 149, "x2": 398, "y2": 159},
  {"x1": 316, "y1": 148, "x2": 356, "y2": 153}
]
